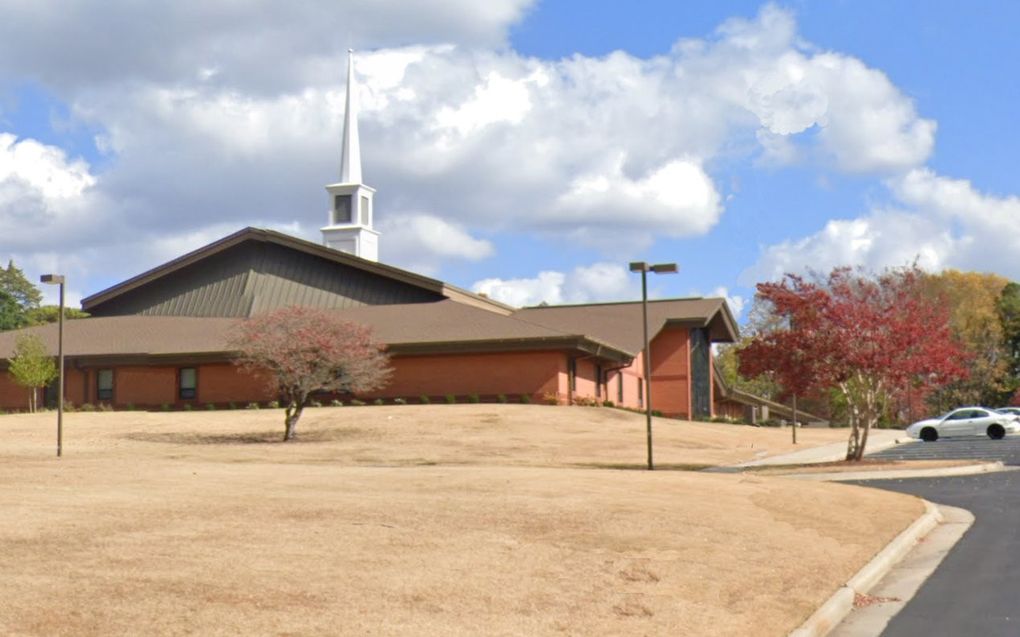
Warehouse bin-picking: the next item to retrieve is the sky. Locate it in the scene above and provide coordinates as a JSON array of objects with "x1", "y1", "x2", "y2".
[{"x1": 2, "y1": 1, "x2": 1020, "y2": 319}]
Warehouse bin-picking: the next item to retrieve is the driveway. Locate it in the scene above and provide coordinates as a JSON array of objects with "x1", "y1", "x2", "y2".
[
  {"x1": 868, "y1": 434, "x2": 1020, "y2": 465},
  {"x1": 848, "y1": 470, "x2": 1020, "y2": 636}
]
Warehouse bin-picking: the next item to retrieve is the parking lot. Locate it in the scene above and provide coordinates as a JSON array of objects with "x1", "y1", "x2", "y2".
[{"x1": 869, "y1": 434, "x2": 1020, "y2": 465}]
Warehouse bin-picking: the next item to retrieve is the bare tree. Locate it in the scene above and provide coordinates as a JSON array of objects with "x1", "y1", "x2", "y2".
[{"x1": 231, "y1": 306, "x2": 392, "y2": 440}]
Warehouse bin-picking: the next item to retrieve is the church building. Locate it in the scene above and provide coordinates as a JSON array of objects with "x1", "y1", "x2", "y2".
[{"x1": 0, "y1": 52, "x2": 741, "y2": 418}]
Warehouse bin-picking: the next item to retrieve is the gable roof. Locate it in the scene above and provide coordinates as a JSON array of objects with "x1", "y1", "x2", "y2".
[
  {"x1": 513, "y1": 297, "x2": 739, "y2": 350},
  {"x1": 81, "y1": 227, "x2": 513, "y2": 316}
]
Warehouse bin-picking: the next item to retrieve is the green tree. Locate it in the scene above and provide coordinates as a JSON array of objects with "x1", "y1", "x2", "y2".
[
  {"x1": 0, "y1": 260, "x2": 43, "y2": 309},
  {"x1": 0, "y1": 289, "x2": 26, "y2": 331},
  {"x1": 8, "y1": 333, "x2": 57, "y2": 413},
  {"x1": 25, "y1": 306, "x2": 90, "y2": 325},
  {"x1": 997, "y1": 282, "x2": 1020, "y2": 402}
]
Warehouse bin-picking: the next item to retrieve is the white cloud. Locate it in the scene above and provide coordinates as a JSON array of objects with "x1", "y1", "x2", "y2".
[
  {"x1": 379, "y1": 214, "x2": 493, "y2": 275},
  {"x1": 472, "y1": 262, "x2": 635, "y2": 307},
  {"x1": 0, "y1": 3, "x2": 948, "y2": 295},
  {"x1": 743, "y1": 166, "x2": 1020, "y2": 283},
  {"x1": 711, "y1": 287, "x2": 746, "y2": 316}
]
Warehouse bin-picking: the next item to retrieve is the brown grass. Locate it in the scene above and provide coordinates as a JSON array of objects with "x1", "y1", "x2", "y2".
[{"x1": 0, "y1": 405, "x2": 922, "y2": 636}]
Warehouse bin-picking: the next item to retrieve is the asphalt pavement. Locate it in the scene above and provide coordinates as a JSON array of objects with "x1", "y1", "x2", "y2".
[
  {"x1": 868, "y1": 434, "x2": 1020, "y2": 465},
  {"x1": 848, "y1": 470, "x2": 1020, "y2": 636}
]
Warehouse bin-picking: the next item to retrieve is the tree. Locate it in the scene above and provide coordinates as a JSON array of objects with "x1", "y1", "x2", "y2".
[
  {"x1": 740, "y1": 267, "x2": 967, "y2": 460},
  {"x1": 25, "y1": 306, "x2": 91, "y2": 325},
  {"x1": 8, "y1": 333, "x2": 57, "y2": 413},
  {"x1": 920, "y1": 270, "x2": 1010, "y2": 406},
  {"x1": 0, "y1": 260, "x2": 42, "y2": 309},
  {"x1": 230, "y1": 306, "x2": 392, "y2": 440},
  {"x1": 0, "y1": 289, "x2": 25, "y2": 331}
]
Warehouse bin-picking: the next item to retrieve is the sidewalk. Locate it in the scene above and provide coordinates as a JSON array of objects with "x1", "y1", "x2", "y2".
[{"x1": 733, "y1": 429, "x2": 906, "y2": 467}]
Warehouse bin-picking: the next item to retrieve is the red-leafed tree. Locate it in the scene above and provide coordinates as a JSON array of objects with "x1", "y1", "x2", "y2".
[
  {"x1": 740, "y1": 267, "x2": 967, "y2": 460},
  {"x1": 231, "y1": 306, "x2": 392, "y2": 441}
]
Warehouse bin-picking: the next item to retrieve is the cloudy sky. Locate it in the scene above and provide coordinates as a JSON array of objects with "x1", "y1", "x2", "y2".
[{"x1": 3, "y1": 1, "x2": 1019, "y2": 317}]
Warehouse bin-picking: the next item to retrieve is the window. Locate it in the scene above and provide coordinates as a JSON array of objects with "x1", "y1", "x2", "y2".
[
  {"x1": 333, "y1": 195, "x2": 352, "y2": 224},
  {"x1": 97, "y1": 369, "x2": 114, "y2": 401},
  {"x1": 617, "y1": 373, "x2": 624, "y2": 403},
  {"x1": 179, "y1": 367, "x2": 197, "y2": 400},
  {"x1": 360, "y1": 195, "x2": 371, "y2": 225},
  {"x1": 637, "y1": 378, "x2": 644, "y2": 409},
  {"x1": 595, "y1": 365, "x2": 603, "y2": 398},
  {"x1": 568, "y1": 359, "x2": 577, "y2": 391}
]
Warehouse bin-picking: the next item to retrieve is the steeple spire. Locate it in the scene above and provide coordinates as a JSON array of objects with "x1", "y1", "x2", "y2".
[
  {"x1": 339, "y1": 49, "x2": 362, "y2": 184},
  {"x1": 322, "y1": 49, "x2": 380, "y2": 262}
]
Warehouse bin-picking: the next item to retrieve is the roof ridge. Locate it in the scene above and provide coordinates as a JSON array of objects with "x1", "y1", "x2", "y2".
[{"x1": 519, "y1": 296, "x2": 712, "y2": 310}]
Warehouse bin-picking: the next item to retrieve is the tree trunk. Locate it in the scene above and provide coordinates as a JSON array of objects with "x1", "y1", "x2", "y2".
[{"x1": 283, "y1": 399, "x2": 305, "y2": 441}]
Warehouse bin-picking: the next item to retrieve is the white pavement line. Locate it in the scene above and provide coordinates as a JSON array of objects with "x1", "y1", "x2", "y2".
[
  {"x1": 788, "y1": 500, "x2": 943, "y2": 637},
  {"x1": 783, "y1": 461, "x2": 1008, "y2": 482},
  {"x1": 829, "y1": 505, "x2": 974, "y2": 637}
]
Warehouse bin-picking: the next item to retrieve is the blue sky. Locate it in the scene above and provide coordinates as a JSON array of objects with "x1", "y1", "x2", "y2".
[{"x1": 1, "y1": 1, "x2": 1019, "y2": 317}]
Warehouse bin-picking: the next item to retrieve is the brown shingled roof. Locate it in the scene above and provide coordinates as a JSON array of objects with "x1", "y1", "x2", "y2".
[{"x1": 0, "y1": 298, "x2": 736, "y2": 364}]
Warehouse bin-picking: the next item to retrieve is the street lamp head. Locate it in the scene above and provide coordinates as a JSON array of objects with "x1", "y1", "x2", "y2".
[
  {"x1": 40, "y1": 274, "x2": 65, "y2": 285},
  {"x1": 650, "y1": 263, "x2": 678, "y2": 274},
  {"x1": 629, "y1": 261, "x2": 648, "y2": 273}
]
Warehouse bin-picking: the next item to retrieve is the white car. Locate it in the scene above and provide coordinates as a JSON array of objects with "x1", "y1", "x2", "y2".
[{"x1": 905, "y1": 407, "x2": 1020, "y2": 442}]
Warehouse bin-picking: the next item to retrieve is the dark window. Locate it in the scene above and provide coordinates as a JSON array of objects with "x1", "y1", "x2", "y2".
[
  {"x1": 97, "y1": 369, "x2": 114, "y2": 401},
  {"x1": 690, "y1": 327, "x2": 711, "y2": 419},
  {"x1": 568, "y1": 358, "x2": 577, "y2": 392},
  {"x1": 617, "y1": 373, "x2": 624, "y2": 403},
  {"x1": 334, "y1": 194, "x2": 352, "y2": 224},
  {"x1": 638, "y1": 378, "x2": 644, "y2": 409},
  {"x1": 179, "y1": 367, "x2": 197, "y2": 400},
  {"x1": 595, "y1": 365, "x2": 603, "y2": 398}
]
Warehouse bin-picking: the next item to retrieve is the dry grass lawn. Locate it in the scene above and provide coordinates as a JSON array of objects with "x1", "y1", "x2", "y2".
[{"x1": 0, "y1": 405, "x2": 922, "y2": 636}]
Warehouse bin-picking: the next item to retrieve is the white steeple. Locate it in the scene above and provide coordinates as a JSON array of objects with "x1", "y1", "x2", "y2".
[{"x1": 322, "y1": 49, "x2": 379, "y2": 262}]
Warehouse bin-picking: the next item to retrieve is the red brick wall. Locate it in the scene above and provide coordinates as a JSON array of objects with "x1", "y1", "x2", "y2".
[
  {"x1": 198, "y1": 363, "x2": 274, "y2": 405},
  {"x1": 371, "y1": 350, "x2": 563, "y2": 402},
  {"x1": 648, "y1": 328, "x2": 691, "y2": 418}
]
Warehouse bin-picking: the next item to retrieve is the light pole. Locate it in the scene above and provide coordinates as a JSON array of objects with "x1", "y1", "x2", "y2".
[
  {"x1": 40, "y1": 274, "x2": 65, "y2": 458},
  {"x1": 629, "y1": 261, "x2": 678, "y2": 470}
]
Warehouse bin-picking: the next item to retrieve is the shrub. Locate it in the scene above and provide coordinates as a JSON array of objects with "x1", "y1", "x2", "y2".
[
  {"x1": 445, "y1": 394, "x2": 457, "y2": 404},
  {"x1": 651, "y1": 409, "x2": 663, "y2": 417},
  {"x1": 497, "y1": 393, "x2": 508, "y2": 404},
  {"x1": 541, "y1": 392, "x2": 559, "y2": 405},
  {"x1": 182, "y1": 403, "x2": 193, "y2": 411},
  {"x1": 205, "y1": 403, "x2": 217, "y2": 410},
  {"x1": 519, "y1": 394, "x2": 532, "y2": 404},
  {"x1": 98, "y1": 402, "x2": 114, "y2": 412},
  {"x1": 266, "y1": 400, "x2": 280, "y2": 409},
  {"x1": 373, "y1": 398, "x2": 385, "y2": 406},
  {"x1": 419, "y1": 394, "x2": 431, "y2": 404},
  {"x1": 349, "y1": 399, "x2": 366, "y2": 406},
  {"x1": 63, "y1": 400, "x2": 75, "y2": 412},
  {"x1": 330, "y1": 399, "x2": 344, "y2": 407},
  {"x1": 394, "y1": 397, "x2": 407, "y2": 405},
  {"x1": 246, "y1": 402, "x2": 260, "y2": 410},
  {"x1": 602, "y1": 400, "x2": 615, "y2": 408},
  {"x1": 467, "y1": 393, "x2": 480, "y2": 404},
  {"x1": 80, "y1": 403, "x2": 95, "y2": 412},
  {"x1": 228, "y1": 402, "x2": 237, "y2": 410},
  {"x1": 160, "y1": 402, "x2": 171, "y2": 412},
  {"x1": 309, "y1": 400, "x2": 322, "y2": 408}
]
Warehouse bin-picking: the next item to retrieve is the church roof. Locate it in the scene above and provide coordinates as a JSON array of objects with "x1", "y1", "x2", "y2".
[
  {"x1": 1, "y1": 298, "x2": 736, "y2": 365},
  {"x1": 81, "y1": 227, "x2": 513, "y2": 317}
]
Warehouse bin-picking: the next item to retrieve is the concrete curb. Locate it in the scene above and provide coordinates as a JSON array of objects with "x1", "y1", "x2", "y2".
[
  {"x1": 782, "y1": 460, "x2": 1008, "y2": 482},
  {"x1": 788, "y1": 500, "x2": 942, "y2": 637}
]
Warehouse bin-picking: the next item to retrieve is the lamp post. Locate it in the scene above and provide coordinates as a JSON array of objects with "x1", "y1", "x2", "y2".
[
  {"x1": 40, "y1": 274, "x2": 65, "y2": 458},
  {"x1": 629, "y1": 261, "x2": 678, "y2": 470}
]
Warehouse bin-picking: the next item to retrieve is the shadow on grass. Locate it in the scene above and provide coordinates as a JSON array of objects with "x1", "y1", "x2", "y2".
[
  {"x1": 572, "y1": 462, "x2": 717, "y2": 472},
  {"x1": 123, "y1": 428, "x2": 365, "y2": 445}
]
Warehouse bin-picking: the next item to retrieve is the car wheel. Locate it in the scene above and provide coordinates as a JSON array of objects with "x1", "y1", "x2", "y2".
[
  {"x1": 987, "y1": 424, "x2": 1006, "y2": 440},
  {"x1": 920, "y1": 427, "x2": 938, "y2": 442}
]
